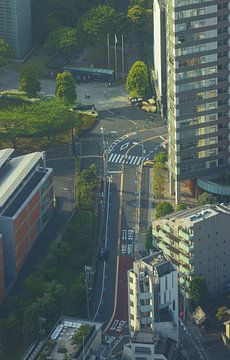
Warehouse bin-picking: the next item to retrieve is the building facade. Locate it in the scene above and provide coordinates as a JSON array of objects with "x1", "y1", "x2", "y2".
[
  {"x1": 152, "y1": 204, "x2": 230, "y2": 297},
  {"x1": 0, "y1": 0, "x2": 32, "y2": 58},
  {"x1": 128, "y1": 251, "x2": 178, "y2": 341},
  {"x1": 162, "y1": 1, "x2": 230, "y2": 203},
  {"x1": 0, "y1": 149, "x2": 54, "y2": 299}
]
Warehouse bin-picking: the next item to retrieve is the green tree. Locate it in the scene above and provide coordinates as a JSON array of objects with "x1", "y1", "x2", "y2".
[
  {"x1": 197, "y1": 192, "x2": 215, "y2": 206},
  {"x1": 19, "y1": 66, "x2": 41, "y2": 98},
  {"x1": 176, "y1": 203, "x2": 187, "y2": 212},
  {"x1": 128, "y1": 5, "x2": 151, "y2": 34},
  {"x1": 126, "y1": 61, "x2": 151, "y2": 98},
  {"x1": 63, "y1": 354, "x2": 68, "y2": 360},
  {"x1": 45, "y1": 26, "x2": 83, "y2": 61},
  {"x1": 0, "y1": 38, "x2": 14, "y2": 69},
  {"x1": 216, "y1": 306, "x2": 228, "y2": 322},
  {"x1": 55, "y1": 72, "x2": 77, "y2": 103},
  {"x1": 156, "y1": 201, "x2": 173, "y2": 219},
  {"x1": 145, "y1": 225, "x2": 154, "y2": 253},
  {"x1": 152, "y1": 162, "x2": 164, "y2": 198},
  {"x1": 189, "y1": 276, "x2": 208, "y2": 305},
  {"x1": 83, "y1": 5, "x2": 126, "y2": 44},
  {"x1": 155, "y1": 151, "x2": 167, "y2": 164}
]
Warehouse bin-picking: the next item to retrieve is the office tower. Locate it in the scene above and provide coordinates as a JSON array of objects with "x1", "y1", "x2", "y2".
[
  {"x1": 157, "y1": 1, "x2": 230, "y2": 203},
  {"x1": 0, "y1": 0, "x2": 32, "y2": 58},
  {"x1": 153, "y1": 204, "x2": 230, "y2": 297},
  {"x1": 128, "y1": 251, "x2": 178, "y2": 341}
]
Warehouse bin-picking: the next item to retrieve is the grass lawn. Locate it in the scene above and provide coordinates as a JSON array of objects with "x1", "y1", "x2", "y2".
[{"x1": 9, "y1": 46, "x2": 51, "y2": 78}]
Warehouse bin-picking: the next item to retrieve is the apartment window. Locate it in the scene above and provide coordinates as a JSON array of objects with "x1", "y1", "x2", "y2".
[
  {"x1": 130, "y1": 289, "x2": 133, "y2": 295},
  {"x1": 130, "y1": 301, "x2": 134, "y2": 307}
]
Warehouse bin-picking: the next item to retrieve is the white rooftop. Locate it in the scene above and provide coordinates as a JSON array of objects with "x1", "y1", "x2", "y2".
[
  {"x1": 0, "y1": 151, "x2": 43, "y2": 208},
  {"x1": 0, "y1": 148, "x2": 14, "y2": 169}
]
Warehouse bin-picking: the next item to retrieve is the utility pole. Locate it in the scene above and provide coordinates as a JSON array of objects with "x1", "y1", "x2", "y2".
[
  {"x1": 121, "y1": 34, "x2": 125, "y2": 80},
  {"x1": 114, "y1": 34, "x2": 118, "y2": 80},
  {"x1": 107, "y1": 33, "x2": 110, "y2": 69},
  {"x1": 84, "y1": 265, "x2": 90, "y2": 318}
]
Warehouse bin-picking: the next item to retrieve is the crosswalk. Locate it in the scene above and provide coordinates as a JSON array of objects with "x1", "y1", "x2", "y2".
[{"x1": 108, "y1": 152, "x2": 146, "y2": 166}]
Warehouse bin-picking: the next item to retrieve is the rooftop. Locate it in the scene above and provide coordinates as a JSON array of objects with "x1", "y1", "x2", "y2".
[
  {"x1": 41, "y1": 317, "x2": 102, "y2": 360},
  {"x1": 139, "y1": 251, "x2": 175, "y2": 276},
  {"x1": 156, "y1": 204, "x2": 230, "y2": 225},
  {"x1": 132, "y1": 329, "x2": 157, "y2": 344},
  {"x1": 0, "y1": 150, "x2": 44, "y2": 209},
  {"x1": 63, "y1": 65, "x2": 114, "y2": 75}
]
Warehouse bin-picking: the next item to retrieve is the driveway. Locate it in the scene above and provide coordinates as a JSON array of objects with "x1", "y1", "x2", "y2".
[{"x1": 0, "y1": 69, "x2": 129, "y2": 110}]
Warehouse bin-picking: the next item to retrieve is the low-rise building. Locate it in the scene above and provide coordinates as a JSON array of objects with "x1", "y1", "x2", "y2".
[
  {"x1": 0, "y1": 149, "x2": 54, "y2": 300},
  {"x1": 128, "y1": 251, "x2": 178, "y2": 341},
  {"x1": 25, "y1": 317, "x2": 103, "y2": 360},
  {"x1": 152, "y1": 204, "x2": 230, "y2": 297},
  {"x1": 123, "y1": 330, "x2": 179, "y2": 360}
]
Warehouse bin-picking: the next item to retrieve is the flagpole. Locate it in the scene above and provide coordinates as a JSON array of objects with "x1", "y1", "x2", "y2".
[
  {"x1": 121, "y1": 34, "x2": 125, "y2": 80},
  {"x1": 114, "y1": 34, "x2": 118, "y2": 80},
  {"x1": 107, "y1": 33, "x2": 110, "y2": 69}
]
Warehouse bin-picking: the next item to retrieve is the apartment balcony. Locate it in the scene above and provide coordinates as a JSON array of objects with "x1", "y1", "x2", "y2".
[
  {"x1": 139, "y1": 292, "x2": 152, "y2": 300},
  {"x1": 179, "y1": 240, "x2": 194, "y2": 253},
  {"x1": 140, "y1": 305, "x2": 152, "y2": 313},
  {"x1": 179, "y1": 229, "x2": 194, "y2": 242},
  {"x1": 179, "y1": 253, "x2": 189, "y2": 265}
]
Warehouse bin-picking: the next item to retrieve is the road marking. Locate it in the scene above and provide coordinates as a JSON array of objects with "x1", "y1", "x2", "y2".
[
  {"x1": 108, "y1": 153, "x2": 114, "y2": 162},
  {"x1": 115, "y1": 154, "x2": 122, "y2": 163},
  {"x1": 129, "y1": 155, "x2": 135, "y2": 164},
  {"x1": 120, "y1": 142, "x2": 129, "y2": 151},
  {"x1": 136, "y1": 157, "x2": 142, "y2": 165}
]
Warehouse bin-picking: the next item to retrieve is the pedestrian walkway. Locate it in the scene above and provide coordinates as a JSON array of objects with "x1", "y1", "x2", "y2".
[{"x1": 108, "y1": 152, "x2": 147, "y2": 166}]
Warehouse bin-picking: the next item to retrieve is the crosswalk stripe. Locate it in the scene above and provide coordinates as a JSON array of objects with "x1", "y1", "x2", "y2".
[
  {"x1": 136, "y1": 157, "x2": 142, "y2": 165},
  {"x1": 132, "y1": 156, "x2": 139, "y2": 165},
  {"x1": 129, "y1": 156, "x2": 135, "y2": 164},
  {"x1": 112, "y1": 154, "x2": 120, "y2": 163},
  {"x1": 115, "y1": 154, "x2": 122, "y2": 163},
  {"x1": 118, "y1": 154, "x2": 124, "y2": 163},
  {"x1": 108, "y1": 153, "x2": 114, "y2": 162},
  {"x1": 109, "y1": 153, "x2": 117, "y2": 162}
]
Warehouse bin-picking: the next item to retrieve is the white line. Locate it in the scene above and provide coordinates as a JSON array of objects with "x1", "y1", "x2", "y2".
[
  {"x1": 108, "y1": 153, "x2": 114, "y2": 162},
  {"x1": 93, "y1": 179, "x2": 111, "y2": 321},
  {"x1": 109, "y1": 153, "x2": 117, "y2": 163},
  {"x1": 118, "y1": 154, "x2": 124, "y2": 163},
  {"x1": 115, "y1": 154, "x2": 122, "y2": 163},
  {"x1": 127, "y1": 155, "x2": 132, "y2": 160},
  {"x1": 136, "y1": 157, "x2": 142, "y2": 165},
  {"x1": 112, "y1": 154, "x2": 120, "y2": 163},
  {"x1": 129, "y1": 156, "x2": 135, "y2": 164},
  {"x1": 132, "y1": 156, "x2": 140, "y2": 165}
]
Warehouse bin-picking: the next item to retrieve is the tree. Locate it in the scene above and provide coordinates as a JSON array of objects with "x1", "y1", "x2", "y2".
[
  {"x1": 145, "y1": 226, "x2": 154, "y2": 253},
  {"x1": 189, "y1": 276, "x2": 208, "y2": 305},
  {"x1": 197, "y1": 192, "x2": 215, "y2": 206},
  {"x1": 45, "y1": 27, "x2": 83, "y2": 61},
  {"x1": 0, "y1": 38, "x2": 14, "y2": 69},
  {"x1": 216, "y1": 306, "x2": 228, "y2": 322},
  {"x1": 176, "y1": 203, "x2": 187, "y2": 212},
  {"x1": 55, "y1": 72, "x2": 77, "y2": 103},
  {"x1": 126, "y1": 61, "x2": 151, "y2": 98},
  {"x1": 0, "y1": 99, "x2": 79, "y2": 147},
  {"x1": 63, "y1": 354, "x2": 68, "y2": 360},
  {"x1": 155, "y1": 151, "x2": 167, "y2": 164},
  {"x1": 156, "y1": 201, "x2": 173, "y2": 219},
  {"x1": 83, "y1": 5, "x2": 126, "y2": 44},
  {"x1": 19, "y1": 66, "x2": 41, "y2": 98},
  {"x1": 127, "y1": 5, "x2": 151, "y2": 34},
  {"x1": 152, "y1": 162, "x2": 164, "y2": 198}
]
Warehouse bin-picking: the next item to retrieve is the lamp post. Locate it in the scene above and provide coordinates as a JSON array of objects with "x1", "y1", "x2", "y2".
[{"x1": 84, "y1": 265, "x2": 92, "y2": 318}]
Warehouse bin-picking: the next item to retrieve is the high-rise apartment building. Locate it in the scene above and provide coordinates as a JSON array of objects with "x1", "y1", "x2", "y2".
[
  {"x1": 154, "y1": 1, "x2": 230, "y2": 203},
  {"x1": 152, "y1": 204, "x2": 230, "y2": 297},
  {"x1": 128, "y1": 251, "x2": 178, "y2": 341},
  {"x1": 0, "y1": 0, "x2": 32, "y2": 58}
]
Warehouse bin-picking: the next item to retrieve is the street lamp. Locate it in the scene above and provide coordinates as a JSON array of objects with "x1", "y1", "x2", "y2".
[{"x1": 84, "y1": 265, "x2": 92, "y2": 318}]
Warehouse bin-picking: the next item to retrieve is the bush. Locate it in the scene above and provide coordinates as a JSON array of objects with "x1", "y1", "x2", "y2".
[
  {"x1": 197, "y1": 192, "x2": 215, "y2": 206},
  {"x1": 156, "y1": 201, "x2": 173, "y2": 219},
  {"x1": 176, "y1": 203, "x2": 187, "y2": 212}
]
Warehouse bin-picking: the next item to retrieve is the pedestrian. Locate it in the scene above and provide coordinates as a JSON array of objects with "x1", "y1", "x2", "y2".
[{"x1": 104, "y1": 90, "x2": 106, "y2": 96}]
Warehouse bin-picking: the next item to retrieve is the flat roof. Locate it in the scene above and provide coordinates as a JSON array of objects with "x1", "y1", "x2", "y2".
[
  {"x1": 0, "y1": 148, "x2": 14, "y2": 169},
  {"x1": 63, "y1": 66, "x2": 114, "y2": 75},
  {"x1": 0, "y1": 152, "x2": 43, "y2": 208}
]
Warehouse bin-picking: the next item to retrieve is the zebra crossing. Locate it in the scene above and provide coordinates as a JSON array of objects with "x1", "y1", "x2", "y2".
[{"x1": 108, "y1": 152, "x2": 147, "y2": 166}]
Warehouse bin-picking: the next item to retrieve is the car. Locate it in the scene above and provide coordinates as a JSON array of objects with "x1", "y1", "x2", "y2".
[
  {"x1": 143, "y1": 160, "x2": 155, "y2": 167},
  {"x1": 99, "y1": 248, "x2": 108, "y2": 261}
]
